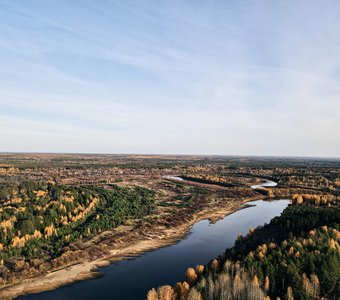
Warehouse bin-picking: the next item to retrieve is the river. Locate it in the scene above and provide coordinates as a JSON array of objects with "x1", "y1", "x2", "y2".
[
  {"x1": 164, "y1": 176, "x2": 278, "y2": 190},
  {"x1": 20, "y1": 196, "x2": 289, "y2": 300},
  {"x1": 251, "y1": 180, "x2": 278, "y2": 189}
]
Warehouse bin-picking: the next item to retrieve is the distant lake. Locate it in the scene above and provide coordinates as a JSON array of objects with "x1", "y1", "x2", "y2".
[{"x1": 20, "y1": 199, "x2": 289, "y2": 300}]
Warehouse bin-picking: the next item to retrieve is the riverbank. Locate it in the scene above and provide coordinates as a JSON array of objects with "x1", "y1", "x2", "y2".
[{"x1": 0, "y1": 193, "x2": 261, "y2": 300}]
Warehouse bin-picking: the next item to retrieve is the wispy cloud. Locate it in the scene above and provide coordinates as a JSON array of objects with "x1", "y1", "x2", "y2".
[{"x1": 0, "y1": 0, "x2": 339, "y2": 156}]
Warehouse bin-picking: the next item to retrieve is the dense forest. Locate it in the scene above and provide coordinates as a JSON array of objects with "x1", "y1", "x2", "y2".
[
  {"x1": 0, "y1": 181, "x2": 155, "y2": 261},
  {"x1": 148, "y1": 198, "x2": 339, "y2": 300}
]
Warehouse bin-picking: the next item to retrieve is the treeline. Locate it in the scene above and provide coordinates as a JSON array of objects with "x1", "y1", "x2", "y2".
[
  {"x1": 147, "y1": 260, "x2": 266, "y2": 300},
  {"x1": 181, "y1": 176, "x2": 243, "y2": 188},
  {"x1": 291, "y1": 193, "x2": 339, "y2": 206},
  {"x1": 148, "y1": 200, "x2": 339, "y2": 299},
  {"x1": 0, "y1": 181, "x2": 155, "y2": 261}
]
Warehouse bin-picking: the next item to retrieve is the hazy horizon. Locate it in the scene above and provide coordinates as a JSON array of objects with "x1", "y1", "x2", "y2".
[
  {"x1": 1, "y1": 1, "x2": 339, "y2": 157},
  {"x1": 1, "y1": 151, "x2": 339, "y2": 160}
]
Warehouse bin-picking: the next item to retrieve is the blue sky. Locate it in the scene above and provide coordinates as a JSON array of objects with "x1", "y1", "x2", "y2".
[{"x1": 0, "y1": 0, "x2": 339, "y2": 156}]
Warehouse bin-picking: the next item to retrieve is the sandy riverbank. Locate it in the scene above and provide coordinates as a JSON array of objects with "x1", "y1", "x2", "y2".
[{"x1": 0, "y1": 195, "x2": 261, "y2": 300}]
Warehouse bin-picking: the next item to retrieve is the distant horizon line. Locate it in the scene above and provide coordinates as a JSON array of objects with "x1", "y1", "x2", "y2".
[{"x1": 0, "y1": 151, "x2": 339, "y2": 160}]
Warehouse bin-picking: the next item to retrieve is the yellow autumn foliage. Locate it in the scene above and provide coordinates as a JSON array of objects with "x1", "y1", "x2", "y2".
[
  {"x1": 44, "y1": 224, "x2": 57, "y2": 238},
  {"x1": 34, "y1": 190, "x2": 47, "y2": 198},
  {"x1": 288, "y1": 246, "x2": 294, "y2": 256},
  {"x1": 252, "y1": 274, "x2": 259, "y2": 287},
  {"x1": 186, "y1": 267, "x2": 197, "y2": 285},
  {"x1": 264, "y1": 275, "x2": 270, "y2": 291},
  {"x1": 196, "y1": 264, "x2": 204, "y2": 275},
  {"x1": 328, "y1": 239, "x2": 338, "y2": 250},
  {"x1": 0, "y1": 216, "x2": 17, "y2": 230}
]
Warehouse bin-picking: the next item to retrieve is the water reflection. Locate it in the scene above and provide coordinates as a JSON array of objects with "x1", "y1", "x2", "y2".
[{"x1": 21, "y1": 199, "x2": 289, "y2": 300}]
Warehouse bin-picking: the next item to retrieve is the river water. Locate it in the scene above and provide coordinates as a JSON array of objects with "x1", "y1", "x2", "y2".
[
  {"x1": 251, "y1": 180, "x2": 278, "y2": 189},
  {"x1": 21, "y1": 197, "x2": 289, "y2": 300}
]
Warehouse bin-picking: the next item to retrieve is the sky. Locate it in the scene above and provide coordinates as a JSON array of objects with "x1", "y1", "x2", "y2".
[{"x1": 0, "y1": 0, "x2": 339, "y2": 157}]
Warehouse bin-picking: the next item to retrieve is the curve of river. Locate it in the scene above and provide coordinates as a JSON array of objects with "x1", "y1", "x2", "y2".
[
  {"x1": 21, "y1": 201, "x2": 289, "y2": 300},
  {"x1": 251, "y1": 180, "x2": 278, "y2": 189},
  {"x1": 21, "y1": 179, "x2": 286, "y2": 300},
  {"x1": 164, "y1": 176, "x2": 278, "y2": 190}
]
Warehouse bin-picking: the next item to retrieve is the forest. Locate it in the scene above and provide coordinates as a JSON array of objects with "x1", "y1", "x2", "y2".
[
  {"x1": 0, "y1": 181, "x2": 155, "y2": 261},
  {"x1": 148, "y1": 197, "x2": 340, "y2": 299},
  {"x1": 0, "y1": 154, "x2": 338, "y2": 299}
]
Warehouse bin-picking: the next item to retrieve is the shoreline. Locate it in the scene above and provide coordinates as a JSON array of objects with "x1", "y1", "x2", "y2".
[{"x1": 0, "y1": 196, "x2": 261, "y2": 300}]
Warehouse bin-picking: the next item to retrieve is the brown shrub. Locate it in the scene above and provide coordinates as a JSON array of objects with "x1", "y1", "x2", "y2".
[
  {"x1": 252, "y1": 275, "x2": 259, "y2": 287},
  {"x1": 174, "y1": 281, "x2": 190, "y2": 300},
  {"x1": 210, "y1": 259, "x2": 219, "y2": 272},
  {"x1": 147, "y1": 288, "x2": 158, "y2": 300},
  {"x1": 285, "y1": 286, "x2": 294, "y2": 300},
  {"x1": 182, "y1": 281, "x2": 190, "y2": 299},
  {"x1": 186, "y1": 267, "x2": 198, "y2": 285},
  {"x1": 264, "y1": 275, "x2": 269, "y2": 291},
  {"x1": 196, "y1": 264, "x2": 204, "y2": 275},
  {"x1": 157, "y1": 285, "x2": 175, "y2": 300}
]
